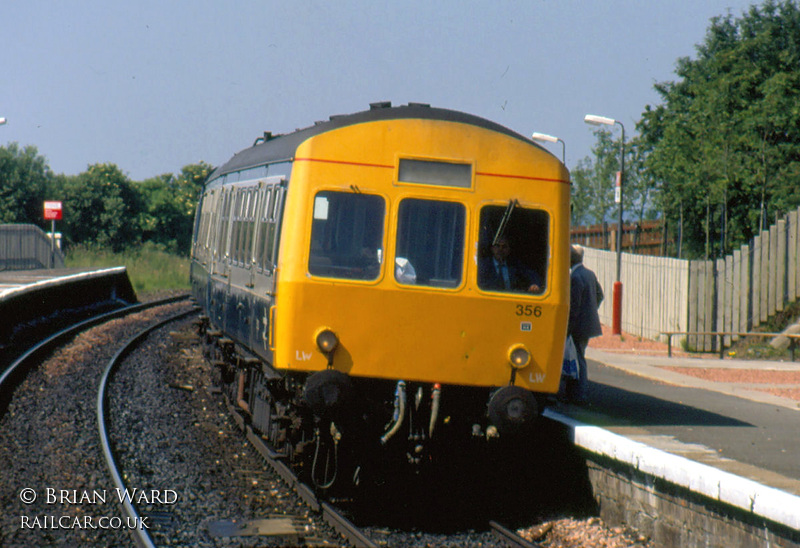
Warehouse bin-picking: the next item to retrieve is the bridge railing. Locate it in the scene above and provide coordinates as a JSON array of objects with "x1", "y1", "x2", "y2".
[{"x1": 0, "y1": 224, "x2": 65, "y2": 271}]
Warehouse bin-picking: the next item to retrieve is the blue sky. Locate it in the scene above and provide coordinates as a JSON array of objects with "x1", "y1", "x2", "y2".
[{"x1": 2, "y1": 1, "x2": 758, "y2": 181}]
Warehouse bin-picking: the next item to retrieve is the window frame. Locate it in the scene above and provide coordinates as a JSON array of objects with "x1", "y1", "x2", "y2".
[{"x1": 307, "y1": 189, "x2": 387, "y2": 282}]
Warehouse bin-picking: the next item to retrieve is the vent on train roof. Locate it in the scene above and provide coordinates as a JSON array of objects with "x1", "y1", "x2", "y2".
[
  {"x1": 370, "y1": 101, "x2": 392, "y2": 110},
  {"x1": 253, "y1": 131, "x2": 274, "y2": 146}
]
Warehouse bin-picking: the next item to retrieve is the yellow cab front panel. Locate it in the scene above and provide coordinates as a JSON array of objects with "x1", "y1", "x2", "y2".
[{"x1": 273, "y1": 117, "x2": 570, "y2": 393}]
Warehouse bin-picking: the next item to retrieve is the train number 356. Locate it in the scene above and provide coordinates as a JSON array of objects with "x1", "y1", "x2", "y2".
[{"x1": 515, "y1": 304, "x2": 542, "y2": 317}]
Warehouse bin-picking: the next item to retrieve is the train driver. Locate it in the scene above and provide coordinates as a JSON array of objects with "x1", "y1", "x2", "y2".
[{"x1": 479, "y1": 235, "x2": 542, "y2": 293}]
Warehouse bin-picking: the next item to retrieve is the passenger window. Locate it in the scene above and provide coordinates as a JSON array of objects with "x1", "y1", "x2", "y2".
[
  {"x1": 309, "y1": 191, "x2": 385, "y2": 280},
  {"x1": 395, "y1": 198, "x2": 465, "y2": 288},
  {"x1": 256, "y1": 188, "x2": 274, "y2": 269},
  {"x1": 478, "y1": 203, "x2": 549, "y2": 294}
]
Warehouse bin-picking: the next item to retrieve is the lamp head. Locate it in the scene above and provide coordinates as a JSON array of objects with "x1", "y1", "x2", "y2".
[
  {"x1": 531, "y1": 132, "x2": 558, "y2": 143},
  {"x1": 584, "y1": 114, "x2": 615, "y2": 126}
]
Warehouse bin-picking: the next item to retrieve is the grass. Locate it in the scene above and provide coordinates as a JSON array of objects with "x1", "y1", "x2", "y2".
[{"x1": 64, "y1": 243, "x2": 190, "y2": 296}]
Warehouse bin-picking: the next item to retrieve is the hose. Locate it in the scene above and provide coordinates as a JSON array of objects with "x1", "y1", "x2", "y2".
[
  {"x1": 429, "y1": 383, "x2": 441, "y2": 438},
  {"x1": 381, "y1": 380, "x2": 406, "y2": 445}
]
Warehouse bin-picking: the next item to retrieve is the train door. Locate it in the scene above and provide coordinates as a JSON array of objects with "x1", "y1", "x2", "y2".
[{"x1": 251, "y1": 176, "x2": 286, "y2": 359}]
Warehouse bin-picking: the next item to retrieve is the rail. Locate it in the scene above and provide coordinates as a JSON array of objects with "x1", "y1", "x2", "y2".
[
  {"x1": 661, "y1": 331, "x2": 800, "y2": 360},
  {"x1": 97, "y1": 306, "x2": 198, "y2": 548}
]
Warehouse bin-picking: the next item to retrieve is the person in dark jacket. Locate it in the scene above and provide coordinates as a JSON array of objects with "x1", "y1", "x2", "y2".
[
  {"x1": 565, "y1": 244, "x2": 604, "y2": 402},
  {"x1": 478, "y1": 236, "x2": 542, "y2": 293}
]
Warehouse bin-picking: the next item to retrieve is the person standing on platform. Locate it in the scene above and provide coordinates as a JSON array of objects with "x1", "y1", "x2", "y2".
[{"x1": 566, "y1": 244, "x2": 604, "y2": 402}]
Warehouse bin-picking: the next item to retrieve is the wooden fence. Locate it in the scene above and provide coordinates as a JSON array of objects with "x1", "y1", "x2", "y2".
[
  {"x1": 571, "y1": 220, "x2": 669, "y2": 256},
  {"x1": 581, "y1": 206, "x2": 800, "y2": 351}
]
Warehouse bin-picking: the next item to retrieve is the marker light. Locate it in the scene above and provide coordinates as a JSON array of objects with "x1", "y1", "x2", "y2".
[
  {"x1": 508, "y1": 345, "x2": 531, "y2": 369},
  {"x1": 315, "y1": 328, "x2": 339, "y2": 354}
]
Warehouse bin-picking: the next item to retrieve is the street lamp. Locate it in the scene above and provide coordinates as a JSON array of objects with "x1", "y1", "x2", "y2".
[
  {"x1": 0, "y1": 117, "x2": 7, "y2": 126},
  {"x1": 531, "y1": 132, "x2": 565, "y2": 164},
  {"x1": 584, "y1": 113, "x2": 625, "y2": 335}
]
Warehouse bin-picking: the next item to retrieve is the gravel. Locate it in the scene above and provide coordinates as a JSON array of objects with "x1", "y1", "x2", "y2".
[{"x1": 0, "y1": 303, "x2": 189, "y2": 547}]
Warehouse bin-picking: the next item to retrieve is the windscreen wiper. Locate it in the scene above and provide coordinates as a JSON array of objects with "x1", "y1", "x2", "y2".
[{"x1": 492, "y1": 199, "x2": 518, "y2": 246}]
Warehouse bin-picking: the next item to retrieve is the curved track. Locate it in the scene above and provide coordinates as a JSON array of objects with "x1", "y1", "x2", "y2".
[
  {"x1": 0, "y1": 296, "x2": 192, "y2": 546},
  {"x1": 97, "y1": 306, "x2": 198, "y2": 548},
  {"x1": 0, "y1": 295, "x2": 189, "y2": 416}
]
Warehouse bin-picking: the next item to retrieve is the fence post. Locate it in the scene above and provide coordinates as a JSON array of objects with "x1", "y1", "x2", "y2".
[
  {"x1": 761, "y1": 229, "x2": 770, "y2": 323},
  {"x1": 789, "y1": 209, "x2": 798, "y2": 302},
  {"x1": 688, "y1": 259, "x2": 697, "y2": 351},
  {"x1": 716, "y1": 258, "x2": 724, "y2": 352}
]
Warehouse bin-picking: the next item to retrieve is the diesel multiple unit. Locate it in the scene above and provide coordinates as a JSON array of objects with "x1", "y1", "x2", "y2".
[{"x1": 190, "y1": 102, "x2": 570, "y2": 491}]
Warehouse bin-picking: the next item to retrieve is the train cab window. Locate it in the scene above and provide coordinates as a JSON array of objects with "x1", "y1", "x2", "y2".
[
  {"x1": 309, "y1": 191, "x2": 385, "y2": 280},
  {"x1": 478, "y1": 203, "x2": 549, "y2": 294},
  {"x1": 395, "y1": 198, "x2": 465, "y2": 288}
]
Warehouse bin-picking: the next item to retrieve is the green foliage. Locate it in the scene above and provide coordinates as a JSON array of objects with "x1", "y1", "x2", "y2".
[
  {"x1": 60, "y1": 163, "x2": 143, "y2": 252},
  {"x1": 639, "y1": 0, "x2": 800, "y2": 258},
  {"x1": 570, "y1": 130, "x2": 657, "y2": 227},
  {"x1": 0, "y1": 141, "x2": 211, "y2": 255},
  {"x1": 138, "y1": 162, "x2": 211, "y2": 254},
  {"x1": 64, "y1": 242, "x2": 190, "y2": 294},
  {"x1": 0, "y1": 143, "x2": 52, "y2": 226}
]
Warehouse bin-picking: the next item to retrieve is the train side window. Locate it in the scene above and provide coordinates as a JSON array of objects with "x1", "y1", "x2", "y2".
[
  {"x1": 395, "y1": 198, "x2": 465, "y2": 288},
  {"x1": 308, "y1": 191, "x2": 385, "y2": 280},
  {"x1": 231, "y1": 190, "x2": 244, "y2": 264},
  {"x1": 477, "y1": 204, "x2": 550, "y2": 294},
  {"x1": 257, "y1": 187, "x2": 274, "y2": 269},
  {"x1": 241, "y1": 189, "x2": 256, "y2": 266},
  {"x1": 216, "y1": 190, "x2": 232, "y2": 261}
]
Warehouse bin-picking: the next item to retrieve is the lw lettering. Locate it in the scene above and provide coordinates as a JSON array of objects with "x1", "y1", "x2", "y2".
[{"x1": 295, "y1": 350, "x2": 312, "y2": 361}]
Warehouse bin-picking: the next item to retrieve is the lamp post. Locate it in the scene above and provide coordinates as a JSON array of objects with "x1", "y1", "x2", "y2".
[
  {"x1": 584, "y1": 113, "x2": 625, "y2": 335},
  {"x1": 531, "y1": 132, "x2": 565, "y2": 164},
  {"x1": 0, "y1": 117, "x2": 6, "y2": 126}
]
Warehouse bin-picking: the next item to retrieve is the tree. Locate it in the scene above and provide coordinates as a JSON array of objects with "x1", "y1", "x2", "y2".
[
  {"x1": 640, "y1": 0, "x2": 800, "y2": 258},
  {"x1": 138, "y1": 162, "x2": 211, "y2": 254},
  {"x1": 570, "y1": 130, "x2": 657, "y2": 227},
  {"x1": 60, "y1": 163, "x2": 143, "y2": 251},
  {"x1": 0, "y1": 143, "x2": 52, "y2": 226}
]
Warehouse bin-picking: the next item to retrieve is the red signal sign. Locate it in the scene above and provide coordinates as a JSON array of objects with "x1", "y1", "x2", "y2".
[{"x1": 44, "y1": 201, "x2": 62, "y2": 221}]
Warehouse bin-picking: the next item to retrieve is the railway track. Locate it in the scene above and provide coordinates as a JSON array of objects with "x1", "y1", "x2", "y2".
[
  {"x1": 97, "y1": 305, "x2": 199, "y2": 547},
  {"x1": 0, "y1": 293, "x2": 650, "y2": 546},
  {"x1": 0, "y1": 296, "x2": 193, "y2": 546},
  {"x1": 223, "y1": 397, "x2": 379, "y2": 547}
]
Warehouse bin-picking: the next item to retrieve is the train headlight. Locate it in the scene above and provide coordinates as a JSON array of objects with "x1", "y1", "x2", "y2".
[
  {"x1": 315, "y1": 328, "x2": 339, "y2": 354},
  {"x1": 508, "y1": 344, "x2": 531, "y2": 369}
]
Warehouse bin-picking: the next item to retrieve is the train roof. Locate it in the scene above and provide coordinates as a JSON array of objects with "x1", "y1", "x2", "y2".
[{"x1": 208, "y1": 102, "x2": 537, "y2": 181}]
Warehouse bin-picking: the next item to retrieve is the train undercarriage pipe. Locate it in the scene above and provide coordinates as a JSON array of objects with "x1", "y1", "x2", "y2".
[
  {"x1": 237, "y1": 371, "x2": 250, "y2": 414},
  {"x1": 380, "y1": 380, "x2": 406, "y2": 445},
  {"x1": 429, "y1": 383, "x2": 441, "y2": 438}
]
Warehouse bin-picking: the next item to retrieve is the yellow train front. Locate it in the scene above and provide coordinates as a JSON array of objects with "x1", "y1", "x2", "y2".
[{"x1": 191, "y1": 102, "x2": 570, "y2": 492}]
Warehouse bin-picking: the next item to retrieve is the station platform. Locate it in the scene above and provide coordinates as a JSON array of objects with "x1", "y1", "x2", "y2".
[
  {"x1": 547, "y1": 337, "x2": 800, "y2": 533},
  {"x1": 0, "y1": 267, "x2": 132, "y2": 300},
  {"x1": 0, "y1": 267, "x2": 137, "y2": 363}
]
